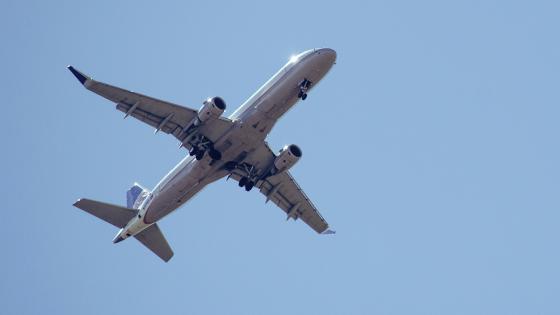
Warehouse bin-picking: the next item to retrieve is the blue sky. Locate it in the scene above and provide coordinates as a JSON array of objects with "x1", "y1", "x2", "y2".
[{"x1": 2, "y1": 0, "x2": 560, "y2": 314}]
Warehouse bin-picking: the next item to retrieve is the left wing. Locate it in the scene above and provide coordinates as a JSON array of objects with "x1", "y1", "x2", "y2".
[
  {"x1": 230, "y1": 143, "x2": 333, "y2": 234},
  {"x1": 67, "y1": 66, "x2": 233, "y2": 148}
]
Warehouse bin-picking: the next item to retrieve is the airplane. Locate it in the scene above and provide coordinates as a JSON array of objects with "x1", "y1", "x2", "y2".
[{"x1": 69, "y1": 48, "x2": 337, "y2": 262}]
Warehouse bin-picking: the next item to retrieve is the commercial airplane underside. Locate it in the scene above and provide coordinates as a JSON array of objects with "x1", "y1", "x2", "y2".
[{"x1": 69, "y1": 48, "x2": 336, "y2": 262}]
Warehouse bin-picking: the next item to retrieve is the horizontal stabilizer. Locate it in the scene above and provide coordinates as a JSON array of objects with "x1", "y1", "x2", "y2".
[
  {"x1": 73, "y1": 198, "x2": 137, "y2": 228},
  {"x1": 135, "y1": 224, "x2": 174, "y2": 262}
]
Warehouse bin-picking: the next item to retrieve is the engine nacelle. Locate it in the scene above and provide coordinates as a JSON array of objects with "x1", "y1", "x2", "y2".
[
  {"x1": 198, "y1": 97, "x2": 226, "y2": 123},
  {"x1": 274, "y1": 144, "x2": 302, "y2": 173}
]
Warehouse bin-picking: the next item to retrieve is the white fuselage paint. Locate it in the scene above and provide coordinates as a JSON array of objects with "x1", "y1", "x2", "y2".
[{"x1": 117, "y1": 48, "x2": 336, "y2": 240}]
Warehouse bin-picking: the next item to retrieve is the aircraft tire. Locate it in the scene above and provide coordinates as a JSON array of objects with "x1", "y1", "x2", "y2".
[
  {"x1": 245, "y1": 182, "x2": 254, "y2": 192},
  {"x1": 239, "y1": 177, "x2": 248, "y2": 187},
  {"x1": 189, "y1": 147, "x2": 198, "y2": 156}
]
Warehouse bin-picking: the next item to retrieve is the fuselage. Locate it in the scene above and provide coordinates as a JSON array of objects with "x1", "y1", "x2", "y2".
[{"x1": 118, "y1": 48, "x2": 336, "y2": 240}]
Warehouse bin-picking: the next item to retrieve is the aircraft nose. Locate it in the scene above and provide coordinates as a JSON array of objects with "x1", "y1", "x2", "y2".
[{"x1": 315, "y1": 48, "x2": 337, "y2": 65}]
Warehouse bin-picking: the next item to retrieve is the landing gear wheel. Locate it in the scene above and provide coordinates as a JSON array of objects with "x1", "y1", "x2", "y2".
[
  {"x1": 298, "y1": 78, "x2": 311, "y2": 100},
  {"x1": 244, "y1": 181, "x2": 254, "y2": 192},
  {"x1": 208, "y1": 149, "x2": 222, "y2": 160},
  {"x1": 189, "y1": 147, "x2": 199, "y2": 156},
  {"x1": 239, "y1": 177, "x2": 248, "y2": 187},
  {"x1": 195, "y1": 151, "x2": 204, "y2": 160}
]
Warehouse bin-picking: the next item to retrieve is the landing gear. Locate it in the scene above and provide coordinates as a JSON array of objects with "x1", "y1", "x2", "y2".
[
  {"x1": 189, "y1": 145, "x2": 222, "y2": 161},
  {"x1": 228, "y1": 162, "x2": 260, "y2": 192},
  {"x1": 244, "y1": 181, "x2": 254, "y2": 192},
  {"x1": 235, "y1": 172, "x2": 256, "y2": 192},
  {"x1": 239, "y1": 177, "x2": 248, "y2": 187},
  {"x1": 238, "y1": 177, "x2": 254, "y2": 191},
  {"x1": 208, "y1": 149, "x2": 222, "y2": 161},
  {"x1": 298, "y1": 78, "x2": 312, "y2": 100},
  {"x1": 189, "y1": 147, "x2": 199, "y2": 156},
  {"x1": 190, "y1": 147, "x2": 205, "y2": 160},
  {"x1": 185, "y1": 133, "x2": 223, "y2": 161}
]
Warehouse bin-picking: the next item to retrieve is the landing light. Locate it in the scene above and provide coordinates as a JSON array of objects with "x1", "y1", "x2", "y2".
[{"x1": 289, "y1": 55, "x2": 299, "y2": 63}]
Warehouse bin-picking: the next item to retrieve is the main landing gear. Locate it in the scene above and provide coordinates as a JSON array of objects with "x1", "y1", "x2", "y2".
[
  {"x1": 189, "y1": 145, "x2": 222, "y2": 161},
  {"x1": 226, "y1": 162, "x2": 258, "y2": 192},
  {"x1": 298, "y1": 78, "x2": 312, "y2": 100},
  {"x1": 238, "y1": 176, "x2": 255, "y2": 192}
]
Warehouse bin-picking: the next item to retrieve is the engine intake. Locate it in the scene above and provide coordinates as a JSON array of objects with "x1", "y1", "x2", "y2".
[
  {"x1": 198, "y1": 97, "x2": 226, "y2": 123},
  {"x1": 274, "y1": 144, "x2": 302, "y2": 174}
]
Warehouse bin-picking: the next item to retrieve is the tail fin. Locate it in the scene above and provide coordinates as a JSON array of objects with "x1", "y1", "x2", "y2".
[
  {"x1": 127, "y1": 182, "x2": 150, "y2": 209},
  {"x1": 74, "y1": 199, "x2": 137, "y2": 228},
  {"x1": 134, "y1": 224, "x2": 174, "y2": 262}
]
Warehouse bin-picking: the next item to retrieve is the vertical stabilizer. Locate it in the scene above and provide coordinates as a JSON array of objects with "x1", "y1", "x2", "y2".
[{"x1": 127, "y1": 183, "x2": 150, "y2": 208}]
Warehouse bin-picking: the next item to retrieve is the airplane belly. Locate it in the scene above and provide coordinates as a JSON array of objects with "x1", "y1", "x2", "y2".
[{"x1": 143, "y1": 158, "x2": 217, "y2": 224}]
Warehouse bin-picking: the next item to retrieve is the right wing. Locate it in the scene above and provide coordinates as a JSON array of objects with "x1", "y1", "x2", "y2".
[
  {"x1": 258, "y1": 171, "x2": 332, "y2": 234},
  {"x1": 229, "y1": 143, "x2": 333, "y2": 234},
  {"x1": 67, "y1": 66, "x2": 233, "y2": 148}
]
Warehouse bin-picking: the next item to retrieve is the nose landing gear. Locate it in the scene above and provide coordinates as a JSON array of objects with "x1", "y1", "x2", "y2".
[{"x1": 298, "y1": 78, "x2": 312, "y2": 100}]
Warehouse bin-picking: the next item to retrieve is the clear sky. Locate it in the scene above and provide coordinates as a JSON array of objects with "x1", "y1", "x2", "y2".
[{"x1": 2, "y1": 0, "x2": 559, "y2": 314}]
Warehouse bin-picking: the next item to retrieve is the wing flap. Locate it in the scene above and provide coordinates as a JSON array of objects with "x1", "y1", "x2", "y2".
[{"x1": 115, "y1": 101, "x2": 183, "y2": 135}]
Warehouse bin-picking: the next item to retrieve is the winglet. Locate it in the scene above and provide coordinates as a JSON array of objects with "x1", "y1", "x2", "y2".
[
  {"x1": 67, "y1": 65, "x2": 89, "y2": 85},
  {"x1": 322, "y1": 229, "x2": 336, "y2": 235}
]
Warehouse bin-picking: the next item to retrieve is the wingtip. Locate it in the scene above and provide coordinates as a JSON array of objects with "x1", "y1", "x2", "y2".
[
  {"x1": 67, "y1": 65, "x2": 88, "y2": 85},
  {"x1": 72, "y1": 198, "x2": 85, "y2": 207},
  {"x1": 163, "y1": 253, "x2": 174, "y2": 263},
  {"x1": 322, "y1": 229, "x2": 336, "y2": 235}
]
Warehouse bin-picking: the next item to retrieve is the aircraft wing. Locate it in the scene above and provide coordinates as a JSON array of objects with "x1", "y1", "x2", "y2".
[
  {"x1": 230, "y1": 143, "x2": 333, "y2": 234},
  {"x1": 67, "y1": 66, "x2": 233, "y2": 147},
  {"x1": 259, "y1": 171, "x2": 332, "y2": 234}
]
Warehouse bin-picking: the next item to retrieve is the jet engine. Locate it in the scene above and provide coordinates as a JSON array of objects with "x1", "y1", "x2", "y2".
[
  {"x1": 273, "y1": 144, "x2": 302, "y2": 174},
  {"x1": 197, "y1": 97, "x2": 226, "y2": 124}
]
